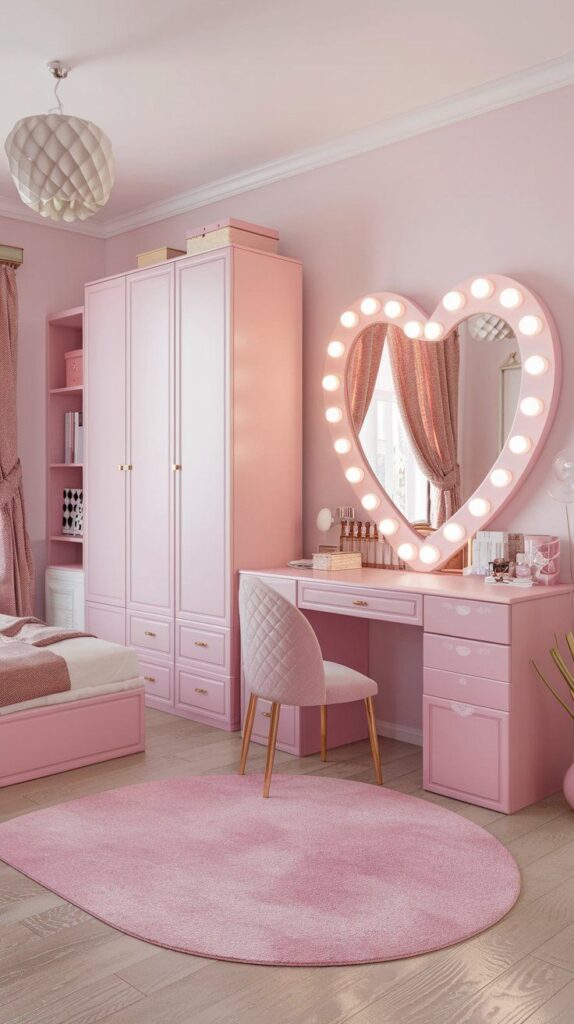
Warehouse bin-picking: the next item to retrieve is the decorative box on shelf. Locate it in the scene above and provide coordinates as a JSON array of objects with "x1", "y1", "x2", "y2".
[
  {"x1": 312, "y1": 551, "x2": 362, "y2": 571},
  {"x1": 186, "y1": 218, "x2": 279, "y2": 256},
  {"x1": 136, "y1": 246, "x2": 185, "y2": 269},
  {"x1": 65, "y1": 349, "x2": 83, "y2": 387}
]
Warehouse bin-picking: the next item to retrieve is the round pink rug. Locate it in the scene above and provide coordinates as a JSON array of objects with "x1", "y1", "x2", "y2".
[{"x1": 0, "y1": 774, "x2": 519, "y2": 965}]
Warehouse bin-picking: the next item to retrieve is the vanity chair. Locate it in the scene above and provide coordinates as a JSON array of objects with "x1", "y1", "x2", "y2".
[{"x1": 239, "y1": 576, "x2": 382, "y2": 797}]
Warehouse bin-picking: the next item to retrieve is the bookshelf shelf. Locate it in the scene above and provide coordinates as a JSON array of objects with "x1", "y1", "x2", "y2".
[
  {"x1": 49, "y1": 463, "x2": 84, "y2": 469},
  {"x1": 49, "y1": 386, "x2": 83, "y2": 396},
  {"x1": 49, "y1": 535, "x2": 83, "y2": 544}
]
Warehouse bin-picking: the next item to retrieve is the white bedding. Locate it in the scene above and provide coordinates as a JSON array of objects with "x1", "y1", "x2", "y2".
[{"x1": 0, "y1": 637, "x2": 143, "y2": 717}]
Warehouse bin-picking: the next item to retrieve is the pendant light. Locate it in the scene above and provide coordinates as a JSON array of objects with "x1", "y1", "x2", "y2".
[{"x1": 4, "y1": 62, "x2": 114, "y2": 223}]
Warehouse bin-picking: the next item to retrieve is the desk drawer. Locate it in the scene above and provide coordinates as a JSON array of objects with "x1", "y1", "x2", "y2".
[
  {"x1": 298, "y1": 582, "x2": 422, "y2": 625},
  {"x1": 251, "y1": 698, "x2": 296, "y2": 748},
  {"x1": 424, "y1": 667, "x2": 510, "y2": 712},
  {"x1": 425, "y1": 596, "x2": 510, "y2": 644},
  {"x1": 129, "y1": 614, "x2": 172, "y2": 656},
  {"x1": 248, "y1": 575, "x2": 296, "y2": 604},
  {"x1": 424, "y1": 633, "x2": 510, "y2": 682}
]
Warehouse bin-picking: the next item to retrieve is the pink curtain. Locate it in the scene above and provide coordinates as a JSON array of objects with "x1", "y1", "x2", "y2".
[
  {"x1": 0, "y1": 266, "x2": 34, "y2": 615},
  {"x1": 387, "y1": 325, "x2": 460, "y2": 528},
  {"x1": 348, "y1": 323, "x2": 387, "y2": 431}
]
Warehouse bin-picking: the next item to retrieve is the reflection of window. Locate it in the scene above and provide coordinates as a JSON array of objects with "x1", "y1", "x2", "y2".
[{"x1": 359, "y1": 346, "x2": 429, "y2": 522}]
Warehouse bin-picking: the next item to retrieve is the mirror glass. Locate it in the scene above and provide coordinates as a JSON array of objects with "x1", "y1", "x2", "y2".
[{"x1": 348, "y1": 316, "x2": 520, "y2": 528}]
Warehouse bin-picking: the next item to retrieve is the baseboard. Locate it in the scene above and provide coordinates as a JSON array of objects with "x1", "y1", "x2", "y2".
[{"x1": 376, "y1": 719, "x2": 423, "y2": 747}]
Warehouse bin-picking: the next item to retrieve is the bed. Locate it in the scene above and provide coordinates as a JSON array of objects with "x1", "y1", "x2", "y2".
[{"x1": 0, "y1": 634, "x2": 145, "y2": 788}]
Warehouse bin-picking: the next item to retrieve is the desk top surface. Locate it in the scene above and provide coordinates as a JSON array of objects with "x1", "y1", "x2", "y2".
[{"x1": 240, "y1": 566, "x2": 572, "y2": 605}]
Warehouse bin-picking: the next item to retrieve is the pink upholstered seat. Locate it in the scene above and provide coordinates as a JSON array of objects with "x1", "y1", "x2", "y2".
[{"x1": 239, "y1": 576, "x2": 382, "y2": 795}]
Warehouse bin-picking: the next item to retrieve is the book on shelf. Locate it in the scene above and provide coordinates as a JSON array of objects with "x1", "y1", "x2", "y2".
[{"x1": 64, "y1": 411, "x2": 83, "y2": 464}]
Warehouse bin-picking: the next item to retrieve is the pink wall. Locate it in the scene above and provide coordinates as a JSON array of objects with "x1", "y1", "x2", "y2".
[
  {"x1": 0, "y1": 214, "x2": 105, "y2": 612},
  {"x1": 104, "y1": 85, "x2": 574, "y2": 570}
]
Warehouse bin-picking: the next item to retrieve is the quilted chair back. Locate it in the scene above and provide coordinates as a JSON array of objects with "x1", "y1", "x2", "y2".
[{"x1": 239, "y1": 576, "x2": 326, "y2": 707}]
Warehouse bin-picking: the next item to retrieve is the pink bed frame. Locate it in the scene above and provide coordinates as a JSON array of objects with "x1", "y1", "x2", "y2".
[{"x1": 0, "y1": 687, "x2": 146, "y2": 788}]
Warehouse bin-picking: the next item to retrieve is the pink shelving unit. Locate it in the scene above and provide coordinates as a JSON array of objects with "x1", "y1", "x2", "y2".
[{"x1": 46, "y1": 307, "x2": 84, "y2": 569}]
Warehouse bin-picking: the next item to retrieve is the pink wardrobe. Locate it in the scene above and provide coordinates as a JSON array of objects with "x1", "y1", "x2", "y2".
[{"x1": 84, "y1": 245, "x2": 302, "y2": 730}]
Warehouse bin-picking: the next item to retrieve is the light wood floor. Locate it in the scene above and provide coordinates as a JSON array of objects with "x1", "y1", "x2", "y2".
[{"x1": 1, "y1": 710, "x2": 574, "y2": 1024}]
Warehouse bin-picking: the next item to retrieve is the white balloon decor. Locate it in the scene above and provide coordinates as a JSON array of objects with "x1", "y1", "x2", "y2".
[{"x1": 4, "y1": 62, "x2": 114, "y2": 223}]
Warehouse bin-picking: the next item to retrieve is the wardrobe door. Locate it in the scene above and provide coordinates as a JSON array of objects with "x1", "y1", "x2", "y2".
[
  {"x1": 85, "y1": 277, "x2": 127, "y2": 609},
  {"x1": 126, "y1": 265, "x2": 174, "y2": 616},
  {"x1": 175, "y1": 254, "x2": 229, "y2": 626}
]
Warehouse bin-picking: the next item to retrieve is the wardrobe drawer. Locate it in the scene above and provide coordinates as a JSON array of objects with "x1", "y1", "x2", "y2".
[
  {"x1": 251, "y1": 698, "x2": 296, "y2": 748},
  {"x1": 177, "y1": 622, "x2": 230, "y2": 674},
  {"x1": 177, "y1": 670, "x2": 227, "y2": 716},
  {"x1": 424, "y1": 596, "x2": 510, "y2": 644},
  {"x1": 424, "y1": 632, "x2": 511, "y2": 682},
  {"x1": 129, "y1": 615, "x2": 172, "y2": 656},
  {"x1": 424, "y1": 667, "x2": 510, "y2": 712},
  {"x1": 423, "y1": 695, "x2": 509, "y2": 810},
  {"x1": 298, "y1": 583, "x2": 422, "y2": 625},
  {"x1": 137, "y1": 658, "x2": 173, "y2": 704}
]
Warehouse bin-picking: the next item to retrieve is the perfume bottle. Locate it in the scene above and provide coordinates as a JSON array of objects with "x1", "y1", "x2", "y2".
[{"x1": 515, "y1": 552, "x2": 531, "y2": 579}]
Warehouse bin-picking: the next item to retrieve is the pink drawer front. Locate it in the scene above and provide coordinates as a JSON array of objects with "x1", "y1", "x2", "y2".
[
  {"x1": 424, "y1": 632, "x2": 511, "y2": 682},
  {"x1": 423, "y1": 695, "x2": 509, "y2": 810},
  {"x1": 247, "y1": 574, "x2": 297, "y2": 604},
  {"x1": 85, "y1": 603, "x2": 125, "y2": 645},
  {"x1": 424, "y1": 667, "x2": 510, "y2": 712},
  {"x1": 298, "y1": 583, "x2": 422, "y2": 625},
  {"x1": 251, "y1": 697, "x2": 296, "y2": 748},
  {"x1": 177, "y1": 670, "x2": 227, "y2": 717},
  {"x1": 177, "y1": 622, "x2": 230, "y2": 674},
  {"x1": 129, "y1": 614, "x2": 172, "y2": 656},
  {"x1": 424, "y1": 596, "x2": 510, "y2": 644},
  {"x1": 138, "y1": 658, "x2": 173, "y2": 704}
]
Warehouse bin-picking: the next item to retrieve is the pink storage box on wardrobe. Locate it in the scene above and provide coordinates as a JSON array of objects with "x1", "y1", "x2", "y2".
[
  {"x1": 186, "y1": 218, "x2": 279, "y2": 256},
  {"x1": 65, "y1": 349, "x2": 83, "y2": 388}
]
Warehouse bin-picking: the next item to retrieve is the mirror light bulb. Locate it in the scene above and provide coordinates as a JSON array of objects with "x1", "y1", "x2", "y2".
[
  {"x1": 490, "y1": 468, "x2": 513, "y2": 488},
  {"x1": 327, "y1": 340, "x2": 345, "y2": 358},
  {"x1": 524, "y1": 355, "x2": 549, "y2": 376},
  {"x1": 379, "y1": 517, "x2": 399, "y2": 536},
  {"x1": 469, "y1": 497, "x2": 491, "y2": 517},
  {"x1": 325, "y1": 406, "x2": 343, "y2": 423},
  {"x1": 420, "y1": 544, "x2": 440, "y2": 564},
  {"x1": 384, "y1": 299, "x2": 404, "y2": 319},
  {"x1": 404, "y1": 320, "x2": 423, "y2": 339},
  {"x1": 443, "y1": 522, "x2": 466, "y2": 542},
  {"x1": 499, "y1": 287, "x2": 522, "y2": 309},
  {"x1": 345, "y1": 466, "x2": 364, "y2": 484},
  {"x1": 470, "y1": 277, "x2": 494, "y2": 299},
  {"x1": 322, "y1": 374, "x2": 340, "y2": 392},
  {"x1": 340, "y1": 310, "x2": 359, "y2": 328},
  {"x1": 509, "y1": 434, "x2": 532, "y2": 454},
  {"x1": 424, "y1": 321, "x2": 444, "y2": 341},
  {"x1": 442, "y1": 291, "x2": 465, "y2": 312},
  {"x1": 361, "y1": 493, "x2": 380, "y2": 511},
  {"x1": 360, "y1": 297, "x2": 380, "y2": 315},
  {"x1": 398, "y1": 542, "x2": 417, "y2": 561},
  {"x1": 520, "y1": 396, "x2": 544, "y2": 417},
  {"x1": 334, "y1": 438, "x2": 351, "y2": 455},
  {"x1": 518, "y1": 315, "x2": 543, "y2": 336}
]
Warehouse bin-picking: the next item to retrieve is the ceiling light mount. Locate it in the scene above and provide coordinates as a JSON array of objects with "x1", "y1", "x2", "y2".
[{"x1": 47, "y1": 60, "x2": 71, "y2": 81}]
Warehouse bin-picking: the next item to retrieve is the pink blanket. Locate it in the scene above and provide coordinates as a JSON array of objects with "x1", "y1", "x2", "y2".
[{"x1": 0, "y1": 615, "x2": 95, "y2": 708}]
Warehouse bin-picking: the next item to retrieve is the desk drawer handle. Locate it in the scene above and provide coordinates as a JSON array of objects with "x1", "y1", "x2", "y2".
[
  {"x1": 194, "y1": 687, "x2": 208, "y2": 695},
  {"x1": 144, "y1": 630, "x2": 157, "y2": 638},
  {"x1": 144, "y1": 675, "x2": 155, "y2": 683},
  {"x1": 353, "y1": 599, "x2": 368, "y2": 607},
  {"x1": 451, "y1": 702, "x2": 474, "y2": 717},
  {"x1": 194, "y1": 641, "x2": 209, "y2": 648}
]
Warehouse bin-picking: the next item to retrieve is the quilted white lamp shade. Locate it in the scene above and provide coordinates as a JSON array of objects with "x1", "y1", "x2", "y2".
[{"x1": 5, "y1": 113, "x2": 114, "y2": 223}]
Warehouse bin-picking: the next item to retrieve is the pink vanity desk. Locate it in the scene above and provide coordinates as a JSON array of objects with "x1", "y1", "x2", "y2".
[{"x1": 240, "y1": 567, "x2": 574, "y2": 814}]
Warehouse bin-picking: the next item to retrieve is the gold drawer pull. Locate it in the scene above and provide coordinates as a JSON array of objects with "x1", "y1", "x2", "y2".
[
  {"x1": 194, "y1": 640, "x2": 208, "y2": 648},
  {"x1": 195, "y1": 687, "x2": 208, "y2": 695},
  {"x1": 262, "y1": 711, "x2": 272, "y2": 718},
  {"x1": 144, "y1": 675, "x2": 156, "y2": 683},
  {"x1": 353, "y1": 599, "x2": 368, "y2": 606},
  {"x1": 125, "y1": 464, "x2": 132, "y2": 470},
  {"x1": 117, "y1": 464, "x2": 125, "y2": 471},
  {"x1": 144, "y1": 630, "x2": 156, "y2": 638},
  {"x1": 173, "y1": 463, "x2": 182, "y2": 471}
]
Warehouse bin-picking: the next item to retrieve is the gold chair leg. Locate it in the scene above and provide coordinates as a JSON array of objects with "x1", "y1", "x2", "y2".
[
  {"x1": 365, "y1": 696, "x2": 383, "y2": 785},
  {"x1": 320, "y1": 704, "x2": 328, "y2": 762},
  {"x1": 263, "y1": 702, "x2": 281, "y2": 798},
  {"x1": 239, "y1": 693, "x2": 257, "y2": 775}
]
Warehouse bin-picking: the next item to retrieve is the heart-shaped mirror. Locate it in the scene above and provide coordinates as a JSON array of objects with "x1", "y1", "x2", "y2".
[{"x1": 323, "y1": 275, "x2": 560, "y2": 572}]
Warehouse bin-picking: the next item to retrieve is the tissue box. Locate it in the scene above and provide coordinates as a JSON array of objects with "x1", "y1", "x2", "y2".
[{"x1": 186, "y1": 219, "x2": 279, "y2": 256}]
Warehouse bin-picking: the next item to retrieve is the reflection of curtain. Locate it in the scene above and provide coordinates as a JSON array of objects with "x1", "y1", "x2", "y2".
[
  {"x1": 0, "y1": 267, "x2": 34, "y2": 615},
  {"x1": 348, "y1": 323, "x2": 387, "y2": 431},
  {"x1": 387, "y1": 325, "x2": 460, "y2": 528}
]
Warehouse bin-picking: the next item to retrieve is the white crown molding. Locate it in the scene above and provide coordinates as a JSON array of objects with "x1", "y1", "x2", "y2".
[{"x1": 2, "y1": 51, "x2": 574, "y2": 241}]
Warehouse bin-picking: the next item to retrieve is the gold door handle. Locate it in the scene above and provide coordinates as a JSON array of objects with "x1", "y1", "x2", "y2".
[
  {"x1": 117, "y1": 464, "x2": 125, "y2": 471},
  {"x1": 353, "y1": 599, "x2": 368, "y2": 606},
  {"x1": 195, "y1": 687, "x2": 208, "y2": 695},
  {"x1": 173, "y1": 464, "x2": 182, "y2": 471},
  {"x1": 144, "y1": 675, "x2": 156, "y2": 683},
  {"x1": 144, "y1": 630, "x2": 156, "y2": 638},
  {"x1": 262, "y1": 711, "x2": 272, "y2": 718},
  {"x1": 194, "y1": 641, "x2": 208, "y2": 648},
  {"x1": 125, "y1": 464, "x2": 132, "y2": 470}
]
